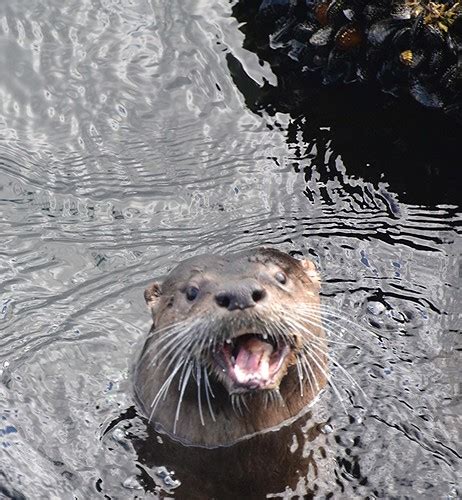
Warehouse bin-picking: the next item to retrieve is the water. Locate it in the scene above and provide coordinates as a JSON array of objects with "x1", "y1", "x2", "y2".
[{"x1": 0, "y1": 0, "x2": 460, "y2": 498}]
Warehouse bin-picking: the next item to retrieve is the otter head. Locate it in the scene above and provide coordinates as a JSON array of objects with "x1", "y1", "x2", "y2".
[{"x1": 134, "y1": 248, "x2": 327, "y2": 447}]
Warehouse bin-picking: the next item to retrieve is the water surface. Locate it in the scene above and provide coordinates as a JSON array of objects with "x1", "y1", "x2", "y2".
[{"x1": 0, "y1": 0, "x2": 460, "y2": 498}]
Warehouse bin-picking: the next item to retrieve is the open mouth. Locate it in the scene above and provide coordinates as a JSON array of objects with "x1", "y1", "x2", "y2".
[{"x1": 214, "y1": 333, "x2": 291, "y2": 393}]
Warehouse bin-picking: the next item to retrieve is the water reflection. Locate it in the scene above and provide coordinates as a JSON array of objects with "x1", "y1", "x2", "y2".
[
  {"x1": 120, "y1": 409, "x2": 331, "y2": 499},
  {"x1": 0, "y1": 0, "x2": 460, "y2": 498}
]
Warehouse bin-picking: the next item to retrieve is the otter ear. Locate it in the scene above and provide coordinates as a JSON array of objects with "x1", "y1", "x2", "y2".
[
  {"x1": 299, "y1": 259, "x2": 320, "y2": 287},
  {"x1": 144, "y1": 282, "x2": 162, "y2": 308}
]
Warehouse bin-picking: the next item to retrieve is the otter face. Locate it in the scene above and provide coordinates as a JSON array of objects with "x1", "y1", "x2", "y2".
[{"x1": 135, "y1": 248, "x2": 327, "y2": 447}]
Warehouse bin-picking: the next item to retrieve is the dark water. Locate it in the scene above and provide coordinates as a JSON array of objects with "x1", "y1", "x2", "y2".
[{"x1": 0, "y1": 0, "x2": 460, "y2": 498}]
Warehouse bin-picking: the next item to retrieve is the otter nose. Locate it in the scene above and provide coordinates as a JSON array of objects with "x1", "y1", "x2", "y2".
[{"x1": 215, "y1": 281, "x2": 266, "y2": 311}]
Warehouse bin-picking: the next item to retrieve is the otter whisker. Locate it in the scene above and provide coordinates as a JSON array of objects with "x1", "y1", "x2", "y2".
[
  {"x1": 230, "y1": 394, "x2": 238, "y2": 416},
  {"x1": 283, "y1": 312, "x2": 362, "y2": 404},
  {"x1": 177, "y1": 349, "x2": 194, "y2": 390},
  {"x1": 163, "y1": 336, "x2": 193, "y2": 368},
  {"x1": 298, "y1": 304, "x2": 375, "y2": 341},
  {"x1": 136, "y1": 335, "x2": 191, "y2": 398},
  {"x1": 263, "y1": 323, "x2": 279, "y2": 348},
  {"x1": 173, "y1": 362, "x2": 193, "y2": 434},
  {"x1": 267, "y1": 318, "x2": 293, "y2": 349},
  {"x1": 267, "y1": 390, "x2": 273, "y2": 406},
  {"x1": 290, "y1": 308, "x2": 357, "y2": 346},
  {"x1": 162, "y1": 336, "x2": 195, "y2": 376},
  {"x1": 276, "y1": 316, "x2": 312, "y2": 350},
  {"x1": 241, "y1": 394, "x2": 250, "y2": 413},
  {"x1": 199, "y1": 320, "x2": 223, "y2": 366},
  {"x1": 273, "y1": 389, "x2": 284, "y2": 407},
  {"x1": 237, "y1": 394, "x2": 246, "y2": 415},
  {"x1": 301, "y1": 344, "x2": 348, "y2": 413},
  {"x1": 158, "y1": 323, "x2": 206, "y2": 375},
  {"x1": 145, "y1": 318, "x2": 197, "y2": 346},
  {"x1": 287, "y1": 312, "x2": 366, "y2": 399},
  {"x1": 299, "y1": 312, "x2": 359, "y2": 343},
  {"x1": 230, "y1": 394, "x2": 236, "y2": 415},
  {"x1": 141, "y1": 318, "x2": 189, "y2": 343},
  {"x1": 269, "y1": 314, "x2": 329, "y2": 400},
  {"x1": 298, "y1": 354, "x2": 319, "y2": 395},
  {"x1": 233, "y1": 394, "x2": 239, "y2": 414},
  {"x1": 140, "y1": 330, "x2": 182, "y2": 366},
  {"x1": 203, "y1": 367, "x2": 216, "y2": 422},
  {"x1": 311, "y1": 303, "x2": 372, "y2": 326},
  {"x1": 295, "y1": 358, "x2": 304, "y2": 397},
  {"x1": 299, "y1": 302, "x2": 360, "y2": 318},
  {"x1": 148, "y1": 362, "x2": 184, "y2": 422},
  {"x1": 195, "y1": 362, "x2": 205, "y2": 426},
  {"x1": 293, "y1": 313, "x2": 355, "y2": 348},
  {"x1": 307, "y1": 337, "x2": 367, "y2": 399},
  {"x1": 203, "y1": 366, "x2": 215, "y2": 399},
  {"x1": 231, "y1": 394, "x2": 243, "y2": 416},
  {"x1": 140, "y1": 338, "x2": 194, "y2": 402},
  {"x1": 146, "y1": 326, "x2": 194, "y2": 369}
]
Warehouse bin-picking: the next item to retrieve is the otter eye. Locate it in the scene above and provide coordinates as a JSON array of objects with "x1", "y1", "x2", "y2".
[
  {"x1": 275, "y1": 271, "x2": 287, "y2": 284},
  {"x1": 185, "y1": 286, "x2": 199, "y2": 301}
]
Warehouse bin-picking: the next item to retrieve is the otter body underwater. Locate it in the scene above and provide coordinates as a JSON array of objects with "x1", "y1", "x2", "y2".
[{"x1": 133, "y1": 248, "x2": 330, "y2": 498}]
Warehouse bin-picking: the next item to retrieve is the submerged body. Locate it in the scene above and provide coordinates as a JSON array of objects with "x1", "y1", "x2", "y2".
[{"x1": 134, "y1": 247, "x2": 328, "y2": 447}]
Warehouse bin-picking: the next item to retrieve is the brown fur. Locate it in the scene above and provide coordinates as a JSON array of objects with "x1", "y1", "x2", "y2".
[{"x1": 134, "y1": 247, "x2": 327, "y2": 448}]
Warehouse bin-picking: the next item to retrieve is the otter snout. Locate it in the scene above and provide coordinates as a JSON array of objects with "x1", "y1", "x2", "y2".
[{"x1": 215, "y1": 279, "x2": 266, "y2": 311}]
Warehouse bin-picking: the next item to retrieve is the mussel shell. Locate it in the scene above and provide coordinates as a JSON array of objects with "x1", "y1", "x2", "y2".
[
  {"x1": 422, "y1": 25, "x2": 447, "y2": 49},
  {"x1": 410, "y1": 82, "x2": 445, "y2": 108},
  {"x1": 292, "y1": 21, "x2": 318, "y2": 43},
  {"x1": 446, "y1": 33, "x2": 462, "y2": 55},
  {"x1": 326, "y1": 0, "x2": 352, "y2": 26},
  {"x1": 252, "y1": 0, "x2": 462, "y2": 120},
  {"x1": 324, "y1": 47, "x2": 360, "y2": 83},
  {"x1": 368, "y1": 18, "x2": 407, "y2": 46},
  {"x1": 363, "y1": 4, "x2": 389, "y2": 24},
  {"x1": 376, "y1": 60, "x2": 408, "y2": 95},
  {"x1": 310, "y1": 25, "x2": 335, "y2": 46},
  {"x1": 439, "y1": 63, "x2": 462, "y2": 90},
  {"x1": 270, "y1": 17, "x2": 298, "y2": 47},
  {"x1": 391, "y1": 3, "x2": 412, "y2": 21},
  {"x1": 391, "y1": 26, "x2": 413, "y2": 50},
  {"x1": 258, "y1": 0, "x2": 295, "y2": 19},
  {"x1": 313, "y1": 1, "x2": 330, "y2": 26},
  {"x1": 335, "y1": 24, "x2": 362, "y2": 50},
  {"x1": 426, "y1": 49, "x2": 446, "y2": 74}
]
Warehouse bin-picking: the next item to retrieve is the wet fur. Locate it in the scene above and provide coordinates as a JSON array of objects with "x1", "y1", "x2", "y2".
[{"x1": 134, "y1": 248, "x2": 328, "y2": 447}]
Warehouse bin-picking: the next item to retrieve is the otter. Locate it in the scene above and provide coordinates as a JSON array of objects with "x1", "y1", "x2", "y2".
[{"x1": 134, "y1": 247, "x2": 328, "y2": 449}]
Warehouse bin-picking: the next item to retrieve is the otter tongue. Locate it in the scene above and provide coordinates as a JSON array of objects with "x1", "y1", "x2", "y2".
[{"x1": 234, "y1": 337, "x2": 273, "y2": 383}]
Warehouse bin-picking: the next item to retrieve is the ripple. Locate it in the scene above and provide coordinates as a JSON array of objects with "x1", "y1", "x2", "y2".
[{"x1": 0, "y1": 0, "x2": 460, "y2": 498}]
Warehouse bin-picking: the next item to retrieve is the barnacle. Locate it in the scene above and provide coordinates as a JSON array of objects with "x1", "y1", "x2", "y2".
[
  {"x1": 399, "y1": 49, "x2": 426, "y2": 67},
  {"x1": 402, "y1": 0, "x2": 461, "y2": 31},
  {"x1": 400, "y1": 49, "x2": 414, "y2": 64}
]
